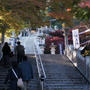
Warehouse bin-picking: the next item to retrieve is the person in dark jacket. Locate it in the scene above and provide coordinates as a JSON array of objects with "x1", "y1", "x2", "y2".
[
  {"x1": 2, "y1": 42, "x2": 11, "y2": 66},
  {"x1": 18, "y1": 55, "x2": 33, "y2": 90},
  {"x1": 4, "y1": 61, "x2": 22, "y2": 90},
  {"x1": 15, "y1": 41, "x2": 25, "y2": 63}
]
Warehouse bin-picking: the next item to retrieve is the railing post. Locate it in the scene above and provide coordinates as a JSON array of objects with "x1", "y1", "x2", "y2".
[{"x1": 40, "y1": 75, "x2": 45, "y2": 90}]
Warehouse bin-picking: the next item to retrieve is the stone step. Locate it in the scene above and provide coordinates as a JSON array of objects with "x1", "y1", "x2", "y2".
[
  {"x1": 46, "y1": 75, "x2": 84, "y2": 80},
  {"x1": 0, "y1": 79, "x2": 40, "y2": 84},
  {"x1": 0, "y1": 81, "x2": 40, "y2": 86},
  {"x1": 0, "y1": 85, "x2": 40, "y2": 90},
  {"x1": 45, "y1": 79, "x2": 87, "y2": 84},
  {"x1": 46, "y1": 78, "x2": 85, "y2": 81},
  {"x1": 46, "y1": 87, "x2": 84, "y2": 90},
  {"x1": 46, "y1": 84, "x2": 85, "y2": 87}
]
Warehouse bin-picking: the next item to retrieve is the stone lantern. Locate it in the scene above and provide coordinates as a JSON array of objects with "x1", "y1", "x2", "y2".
[{"x1": 50, "y1": 43, "x2": 56, "y2": 54}]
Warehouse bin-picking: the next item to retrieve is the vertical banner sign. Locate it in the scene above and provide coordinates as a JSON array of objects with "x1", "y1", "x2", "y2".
[{"x1": 72, "y1": 29, "x2": 80, "y2": 49}]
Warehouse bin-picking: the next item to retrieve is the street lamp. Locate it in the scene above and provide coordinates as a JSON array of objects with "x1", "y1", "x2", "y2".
[{"x1": 62, "y1": 23, "x2": 69, "y2": 55}]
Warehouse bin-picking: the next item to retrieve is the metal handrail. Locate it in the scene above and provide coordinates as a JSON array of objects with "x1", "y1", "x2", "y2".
[
  {"x1": 33, "y1": 42, "x2": 46, "y2": 90},
  {"x1": 39, "y1": 55, "x2": 46, "y2": 78}
]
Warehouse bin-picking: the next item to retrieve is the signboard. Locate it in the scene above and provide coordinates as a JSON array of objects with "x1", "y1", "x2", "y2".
[{"x1": 72, "y1": 29, "x2": 80, "y2": 49}]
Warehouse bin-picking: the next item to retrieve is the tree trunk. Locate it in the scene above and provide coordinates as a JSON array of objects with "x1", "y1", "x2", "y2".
[{"x1": 1, "y1": 30, "x2": 5, "y2": 44}]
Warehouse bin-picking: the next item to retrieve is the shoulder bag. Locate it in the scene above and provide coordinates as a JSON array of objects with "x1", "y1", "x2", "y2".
[{"x1": 12, "y1": 68, "x2": 24, "y2": 89}]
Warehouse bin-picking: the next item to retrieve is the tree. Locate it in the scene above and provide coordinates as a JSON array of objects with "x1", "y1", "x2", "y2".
[
  {"x1": 0, "y1": 0, "x2": 50, "y2": 43},
  {"x1": 0, "y1": 0, "x2": 48, "y2": 27},
  {"x1": 45, "y1": 0, "x2": 90, "y2": 27},
  {"x1": 0, "y1": 0, "x2": 89, "y2": 44},
  {"x1": 0, "y1": 19, "x2": 9, "y2": 43},
  {"x1": 72, "y1": 0, "x2": 90, "y2": 23},
  {"x1": 45, "y1": 0, "x2": 75, "y2": 26},
  {"x1": 0, "y1": 8, "x2": 26, "y2": 43}
]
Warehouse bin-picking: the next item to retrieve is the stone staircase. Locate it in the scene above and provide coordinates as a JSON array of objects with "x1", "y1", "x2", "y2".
[
  {"x1": 0, "y1": 54, "x2": 89, "y2": 90},
  {"x1": 0, "y1": 55, "x2": 40, "y2": 90},
  {"x1": 41, "y1": 55, "x2": 90, "y2": 90}
]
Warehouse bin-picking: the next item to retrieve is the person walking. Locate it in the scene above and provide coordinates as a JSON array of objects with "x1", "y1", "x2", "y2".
[
  {"x1": 4, "y1": 61, "x2": 22, "y2": 90},
  {"x1": 2, "y1": 42, "x2": 11, "y2": 66},
  {"x1": 15, "y1": 41, "x2": 25, "y2": 63},
  {"x1": 18, "y1": 55, "x2": 33, "y2": 90}
]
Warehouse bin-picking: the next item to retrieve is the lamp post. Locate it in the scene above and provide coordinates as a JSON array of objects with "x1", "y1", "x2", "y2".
[{"x1": 62, "y1": 23, "x2": 68, "y2": 55}]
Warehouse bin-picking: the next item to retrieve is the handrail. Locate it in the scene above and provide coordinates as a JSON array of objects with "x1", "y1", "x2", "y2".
[
  {"x1": 33, "y1": 41, "x2": 46, "y2": 90},
  {"x1": 39, "y1": 55, "x2": 46, "y2": 78}
]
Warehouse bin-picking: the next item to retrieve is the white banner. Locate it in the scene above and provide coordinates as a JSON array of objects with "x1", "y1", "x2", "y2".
[{"x1": 72, "y1": 29, "x2": 80, "y2": 49}]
